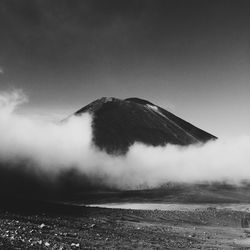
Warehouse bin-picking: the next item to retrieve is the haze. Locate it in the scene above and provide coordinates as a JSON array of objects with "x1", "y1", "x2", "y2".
[{"x1": 1, "y1": 90, "x2": 250, "y2": 191}]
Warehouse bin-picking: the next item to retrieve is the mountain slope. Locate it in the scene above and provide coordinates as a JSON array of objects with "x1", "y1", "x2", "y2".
[{"x1": 75, "y1": 97, "x2": 217, "y2": 154}]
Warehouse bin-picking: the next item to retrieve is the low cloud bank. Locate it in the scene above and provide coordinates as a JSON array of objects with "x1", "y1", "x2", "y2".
[{"x1": 0, "y1": 90, "x2": 250, "y2": 198}]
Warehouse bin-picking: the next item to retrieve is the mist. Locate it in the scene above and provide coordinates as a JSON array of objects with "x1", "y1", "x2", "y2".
[{"x1": 0, "y1": 90, "x2": 250, "y2": 198}]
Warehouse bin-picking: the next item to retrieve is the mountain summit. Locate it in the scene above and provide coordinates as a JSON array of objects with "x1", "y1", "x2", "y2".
[{"x1": 75, "y1": 97, "x2": 217, "y2": 154}]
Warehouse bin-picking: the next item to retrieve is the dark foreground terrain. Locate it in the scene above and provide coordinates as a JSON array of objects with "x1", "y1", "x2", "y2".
[{"x1": 1, "y1": 200, "x2": 250, "y2": 249}]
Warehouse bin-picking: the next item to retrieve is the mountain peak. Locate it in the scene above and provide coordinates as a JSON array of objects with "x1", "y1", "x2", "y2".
[
  {"x1": 125, "y1": 97, "x2": 155, "y2": 106},
  {"x1": 74, "y1": 97, "x2": 217, "y2": 154}
]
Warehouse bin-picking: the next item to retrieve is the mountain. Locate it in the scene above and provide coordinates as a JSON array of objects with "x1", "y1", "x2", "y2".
[{"x1": 75, "y1": 97, "x2": 217, "y2": 154}]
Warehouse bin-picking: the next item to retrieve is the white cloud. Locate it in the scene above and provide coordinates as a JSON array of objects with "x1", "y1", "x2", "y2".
[{"x1": 0, "y1": 89, "x2": 250, "y2": 191}]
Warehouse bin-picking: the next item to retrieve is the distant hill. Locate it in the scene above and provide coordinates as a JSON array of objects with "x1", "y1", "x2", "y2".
[{"x1": 75, "y1": 97, "x2": 217, "y2": 154}]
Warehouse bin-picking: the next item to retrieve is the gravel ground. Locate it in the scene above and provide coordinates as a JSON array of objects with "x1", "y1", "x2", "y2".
[{"x1": 0, "y1": 204, "x2": 250, "y2": 249}]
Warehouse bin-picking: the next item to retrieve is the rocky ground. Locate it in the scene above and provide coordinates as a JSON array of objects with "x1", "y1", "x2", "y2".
[{"x1": 0, "y1": 202, "x2": 250, "y2": 249}]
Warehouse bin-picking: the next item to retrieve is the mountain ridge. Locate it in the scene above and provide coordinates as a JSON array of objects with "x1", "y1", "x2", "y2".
[{"x1": 75, "y1": 97, "x2": 217, "y2": 154}]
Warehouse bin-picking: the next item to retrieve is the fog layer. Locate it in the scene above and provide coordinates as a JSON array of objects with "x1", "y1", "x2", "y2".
[{"x1": 0, "y1": 90, "x2": 250, "y2": 194}]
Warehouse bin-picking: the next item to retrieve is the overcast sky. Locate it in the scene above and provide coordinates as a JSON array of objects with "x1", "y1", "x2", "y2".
[{"x1": 0, "y1": 0, "x2": 249, "y2": 138}]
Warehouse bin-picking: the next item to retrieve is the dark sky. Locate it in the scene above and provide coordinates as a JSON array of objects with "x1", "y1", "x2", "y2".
[{"x1": 0, "y1": 0, "x2": 249, "y2": 137}]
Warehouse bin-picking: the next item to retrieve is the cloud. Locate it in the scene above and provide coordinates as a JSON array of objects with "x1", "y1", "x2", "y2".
[{"x1": 0, "y1": 89, "x2": 250, "y2": 200}]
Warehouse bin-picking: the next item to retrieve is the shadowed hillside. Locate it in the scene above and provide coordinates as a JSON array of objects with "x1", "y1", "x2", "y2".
[{"x1": 76, "y1": 97, "x2": 217, "y2": 154}]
